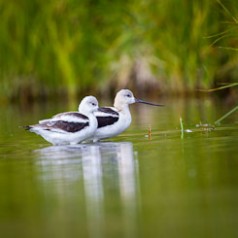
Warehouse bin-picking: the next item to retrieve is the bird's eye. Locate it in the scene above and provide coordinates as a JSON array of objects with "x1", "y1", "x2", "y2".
[
  {"x1": 91, "y1": 102, "x2": 97, "y2": 106},
  {"x1": 126, "y1": 94, "x2": 132, "y2": 98}
]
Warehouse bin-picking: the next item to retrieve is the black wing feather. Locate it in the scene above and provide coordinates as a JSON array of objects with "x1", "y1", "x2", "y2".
[
  {"x1": 96, "y1": 107, "x2": 119, "y2": 128},
  {"x1": 44, "y1": 120, "x2": 89, "y2": 133},
  {"x1": 97, "y1": 116, "x2": 119, "y2": 128},
  {"x1": 98, "y1": 107, "x2": 119, "y2": 116}
]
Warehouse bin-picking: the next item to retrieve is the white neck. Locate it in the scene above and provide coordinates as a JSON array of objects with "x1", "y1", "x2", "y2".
[
  {"x1": 87, "y1": 113, "x2": 98, "y2": 127},
  {"x1": 114, "y1": 101, "x2": 130, "y2": 111}
]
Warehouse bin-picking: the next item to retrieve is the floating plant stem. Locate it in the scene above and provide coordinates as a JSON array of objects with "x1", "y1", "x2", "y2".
[{"x1": 215, "y1": 105, "x2": 238, "y2": 125}]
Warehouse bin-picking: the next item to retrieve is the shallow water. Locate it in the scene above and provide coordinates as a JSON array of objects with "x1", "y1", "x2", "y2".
[{"x1": 0, "y1": 97, "x2": 238, "y2": 238}]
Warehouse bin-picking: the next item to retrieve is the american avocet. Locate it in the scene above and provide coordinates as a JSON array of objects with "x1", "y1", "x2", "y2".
[
  {"x1": 25, "y1": 96, "x2": 99, "y2": 145},
  {"x1": 92, "y1": 89, "x2": 163, "y2": 142}
]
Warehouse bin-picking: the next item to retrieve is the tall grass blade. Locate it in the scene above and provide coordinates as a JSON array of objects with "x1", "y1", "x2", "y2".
[{"x1": 215, "y1": 105, "x2": 238, "y2": 125}]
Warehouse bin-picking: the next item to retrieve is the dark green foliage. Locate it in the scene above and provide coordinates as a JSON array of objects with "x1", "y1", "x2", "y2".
[{"x1": 0, "y1": 0, "x2": 238, "y2": 101}]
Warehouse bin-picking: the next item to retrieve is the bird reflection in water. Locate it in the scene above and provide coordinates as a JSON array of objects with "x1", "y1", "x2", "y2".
[{"x1": 35, "y1": 142, "x2": 139, "y2": 237}]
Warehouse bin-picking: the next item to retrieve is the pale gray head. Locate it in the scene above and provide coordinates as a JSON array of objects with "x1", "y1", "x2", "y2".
[
  {"x1": 114, "y1": 89, "x2": 136, "y2": 108},
  {"x1": 78, "y1": 96, "x2": 99, "y2": 114},
  {"x1": 114, "y1": 89, "x2": 164, "y2": 110}
]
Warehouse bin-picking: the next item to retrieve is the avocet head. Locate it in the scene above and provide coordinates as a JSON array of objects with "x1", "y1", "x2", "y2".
[
  {"x1": 78, "y1": 96, "x2": 99, "y2": 114},
  {"x1": 114, "y1": 89, "x2": 136, "y2": 109},
  {"x1": 114, "y1": 89, "x2": 164, "y2": 110}
]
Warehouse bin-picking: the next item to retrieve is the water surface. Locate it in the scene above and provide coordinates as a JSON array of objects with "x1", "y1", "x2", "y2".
[{"x1": 0, "y1": 97, "x2": 238, "y2": 238}]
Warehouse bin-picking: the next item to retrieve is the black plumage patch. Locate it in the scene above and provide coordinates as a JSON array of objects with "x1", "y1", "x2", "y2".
[
  {"x1": 98, "y1": 107, "x2": 119, "y2": 116},
  {"x1": 44, "y1": 120, "x2": 89, "y2": 133},
  {"x1": 23, "y1": 125, "x2": 31, "y2": 130},
  {"x1": 97, "y1": 116, "x2": 119, "y2": 128}
]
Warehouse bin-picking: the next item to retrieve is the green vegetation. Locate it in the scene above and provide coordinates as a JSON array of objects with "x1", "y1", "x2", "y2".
[
  {"x1": 0, "y1": 0, "x2": 238, "y2": 102},
  {"x1": 215, "y1": 105, "x2": 238, "y2": 125},
  {"x1": 180, "y1": 117, "x2": 184, "y2": 139}
]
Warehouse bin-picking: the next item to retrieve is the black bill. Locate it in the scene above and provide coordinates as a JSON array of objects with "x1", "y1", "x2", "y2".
[{"x1": 135, "y1": 98, "x2": 164, "y2": 107}]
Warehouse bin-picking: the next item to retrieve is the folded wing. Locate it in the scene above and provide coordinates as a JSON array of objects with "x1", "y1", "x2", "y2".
[{"x1": 95, "y1": 107, "x2": 119, "y2": 128}]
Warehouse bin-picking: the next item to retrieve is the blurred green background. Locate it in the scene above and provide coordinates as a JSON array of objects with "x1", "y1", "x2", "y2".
[{"x1": 0, "y1": 0, "x2": 238, "y2": 103}]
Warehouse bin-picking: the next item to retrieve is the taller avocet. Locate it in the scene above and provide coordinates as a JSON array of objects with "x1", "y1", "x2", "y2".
[
  {"x1": 92, "y1": 89, "x2": 163, "y2": 142},
  {"x1": 25, "y1": 96, "x2": 99, "y2": 145}
]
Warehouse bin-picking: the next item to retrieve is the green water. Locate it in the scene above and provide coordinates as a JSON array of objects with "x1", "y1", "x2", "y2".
[{"x1": 0, "y1": 97, "x2": 238, "y2": 238}]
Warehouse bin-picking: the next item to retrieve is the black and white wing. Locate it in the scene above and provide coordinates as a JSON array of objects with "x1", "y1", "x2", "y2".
[
  {"x1": 36, "y1": 112, "x2": 89, "y2": 133},
  {"x1": 39, "y1": 111, "x2": 87, "y2": 122},
  {"x1": 95, "y1": 107, "x2": 119, "y2": 128}
]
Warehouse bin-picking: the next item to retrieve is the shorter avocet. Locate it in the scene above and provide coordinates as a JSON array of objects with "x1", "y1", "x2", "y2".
[
  {"x1": 25, "y1": 96, "x2": 99, "y2": 145},
  {"x1": 92, "y1": 89, "x2": 163, "y2": 142}
]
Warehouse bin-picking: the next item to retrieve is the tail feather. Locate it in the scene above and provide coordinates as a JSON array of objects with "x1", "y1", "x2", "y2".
[{"x1": 22, "y1": 125, "x2": 32, "y2": 131}]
